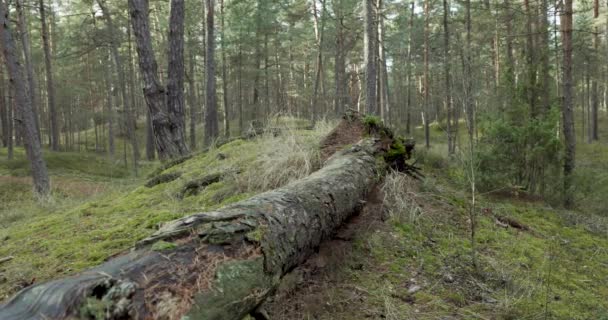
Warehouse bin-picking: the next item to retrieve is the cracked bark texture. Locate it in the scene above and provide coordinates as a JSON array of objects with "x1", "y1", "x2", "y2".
[{"x1": 0, "y1": 138, "x2": 383, "y2": 320}]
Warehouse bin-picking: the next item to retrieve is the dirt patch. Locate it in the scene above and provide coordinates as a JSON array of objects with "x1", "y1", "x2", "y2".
[
  {"x1": 319, "y1": 119, "x2": 365, "y2": 162},
  {"x1": 264, "y1": 186, "x2": 388, "y2": 319}
]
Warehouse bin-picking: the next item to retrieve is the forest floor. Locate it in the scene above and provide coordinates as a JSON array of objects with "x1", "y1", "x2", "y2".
[{"x1": 1, "y1": 115, "x2": 608, "y2": 319}]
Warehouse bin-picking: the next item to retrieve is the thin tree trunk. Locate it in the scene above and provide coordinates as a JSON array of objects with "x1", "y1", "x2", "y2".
[
  {"x1": 127, "y1": 16, "x2": 140, "y2": 159},
  {"x1": 129, "y1": 0, "x2": 190, "y2": 160},
  {"x1": 0, "y1": 0, "x2": 50, "y2": 195},
  {"x1": 238, "y1": 45, "x2": 243, "y2": 134},
  {"x1": 539, "y1": 0, "x2": 551, "y2": 115},
  {"x1": 98, "y1": 0, "x2": 139, "y2": 173},
  {"x1": 524, "y1": 0, "x2": 538, "y2": 117},
  {"x1": 187, "y1": 40, "x2": 197, "y2": 149},
  {"x1": 378, "y1": 0, "x2": 390, "y2": 125},
  {"x1": 405, "y1": 2, "x2": 414, "y2": 134},
  {"x1": 0, "y1": 60, "x2": 7, "y2": 148},
  {"x1": 16, "y1": 0, "x2": 40, "y2": 140},
  {"x1": 204, "y1": 0, "x2": 219, "y2": 145},
  {"x1": 311, "y1": 0, "x2": 325, "y2": 123},
  {"x1": 561, "y1": 0, "x2": 575, "y2": 208},
  {"x1": 423, "y1": 0, "x2": 430, "y2": 148},
  {"x1": 464, "y1": 0, "x2": 475, "y2": 142},
  {"x1": 39, "y1": 0, "x2": 58, "y2": 151},
  {"x1": 221, "y1": 0, "x2": 229, "y2": 137},
  {"x1": 103, "y1": 52, "x2": 115, "y2": 158},
  {"x1": 503, "y1": 0, "x2": 514, "y2": 115},
  {"x1": 443, "y1": 0, "x2": 454, "y2": 155},
  {"x1": 591, "y1": 4, "x2": 599, "y2": 140},
  {"x1": 364, "y1": 0, "x2": 377, "y2": 115},
  {"x1": 333, "y1": 0, "x2": 347, "y2": 116}
]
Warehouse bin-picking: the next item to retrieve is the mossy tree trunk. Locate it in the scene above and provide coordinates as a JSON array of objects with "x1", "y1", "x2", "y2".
[{"x1": 0, "y1": 137, "x2": 385, "y2": 320}]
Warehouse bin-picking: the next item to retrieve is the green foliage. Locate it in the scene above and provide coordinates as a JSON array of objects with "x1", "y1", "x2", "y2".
[
  {"x1": 476, "y1": 107, "x2": 562, "y2": 195},
  {"x1": 363, "y1": 114, "x2": 382, "y2": 129},
  {"x1": 151, "y1": 240, "x2": 178, "y2": 251}
]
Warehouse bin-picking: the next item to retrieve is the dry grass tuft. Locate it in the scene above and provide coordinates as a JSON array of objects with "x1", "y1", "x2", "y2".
[
  {"x1": 382, "y1": 171, "x2": 425, "y2": 225},
  {"x1": 237, "y1": 117, "x2": 336, "y2": 193}
]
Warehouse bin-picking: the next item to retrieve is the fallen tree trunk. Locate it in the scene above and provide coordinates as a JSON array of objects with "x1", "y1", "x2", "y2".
[{"x1": 0, "y1": 138, "x2": 385, "y2": 320}]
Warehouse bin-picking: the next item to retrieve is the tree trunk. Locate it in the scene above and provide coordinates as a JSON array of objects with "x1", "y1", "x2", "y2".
[
  {"x1": 503, "y1": 0, "x2": 514, "y2": 115},
  {"x1": 423, "y1": 0, "x2": 430, "y2": 148},
  {"x1": 405, "y1": 2, "x2": 414, "y2": 134},
  {"x1": 129, "y1": 0, "x2": 189, "y2": 160},
  {"x1": 364, "y1": 0, "x2": 377, "y2": 115},
  {"x1": 524, "y1": 0, "x2": 538, "y2": 117},
  {"x1": 591, "y1": 4, "x2": 599, "y2": 141},
  {"x1": 464, "y1": 0, "x2": 475, "y2": 142},
  {"x1": 103, "y1": 51, "x2": 115, "y2": 158},
  {"x1": 221, "y1": 0, "x2": 229, "y2": 138},
  {"x1": 98, "y1": 0, "x2": 139, "y2": 173},
  {"x1": 39, "y1": 0, "x2": 58, "y2": 151},
  {"x1": 166, "y1": 0, "x2": 187, "y2": 148},
  {"x1": 187, "y1": 38, "x2": 197, "y2": 149},
  {"x1": 204, "y1": 0, "x2": 219, "y2": 145},
  {"x1": 0, "y1": 0, "x2": 50, "y2": 195},
  {"x1": 311, "y1": 0, "x2": 325, "y2": 123},
  {"x1": 0, "y1": 61, "x2": 7, "y2": 148},
  {"x1": 538, "y1": 0, "x2": 551, "y2": 115},
  {"x1": 0, "y1": 132, "x2": 385, "y2": 320},
  {"x1": 561, "y1": 0, "x2": 575, "y2": 208},
  {"x1": 16, "y1": 0, "x2": 40, "y2": 140},
  {"x1": 378, "y1": 0, "x2": 390, "y2": 125},
  {"x1": 333, "y1": 0, "x2": 346, "y2": 116},
  {"x1": 443, "y1": 0, "x2": 454, "y2": 155}
]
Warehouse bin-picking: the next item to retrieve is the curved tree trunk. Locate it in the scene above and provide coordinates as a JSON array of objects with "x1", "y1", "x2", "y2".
[{"x1": 0, "y1": 133, "x2": 385, "y2": 319}]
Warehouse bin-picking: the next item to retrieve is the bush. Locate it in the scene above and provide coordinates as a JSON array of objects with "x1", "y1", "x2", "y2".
[{"x1": 475, "y1": 107, "x2": 562, "y2": 196}]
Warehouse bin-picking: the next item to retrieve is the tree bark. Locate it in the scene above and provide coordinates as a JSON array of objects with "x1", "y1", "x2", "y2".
[
  {"x1": 311, "y1": 0, "x2": 325, "y2": 123},
  {"x1": 221, "y1": 0, "x2": 229, "y2": 138},
  {"x1": 591, "y1": 3, "x2": 599, "y2": 141},
  {"x1": 16, "y1": 0, "x2": 40, "y2": 140},
  {"x1": 0, "y1": 134, "x2": 384, "y2": 320},
  {"x1": 103, "y1": 51, "x2": 115, "y2": 158},
  {"x1": 333, "y1": 0, "x2": 346, "y2": 116},
  {"x1": 378, "y1": 0, "x2": 390, "y2": 125},
  {"x1": 405, "y1": 2, "x2": 414, "y2": 135},
  {"x1": 423, "y1": 0, "x2": 430, "y2": 148},
  {"x1": 129, "y1": 0, "x2": 189, "y2": 160},
  {"x1": 0, "y1": 60, "x2": 7, "y2": 148},
  {"x1": 539, "y1": 0, "x2": 551, "y2": 115},
  {"x1": 464, "y1": 0, "x2": 475, "y2": 142},
  {"x1": 364, "y1": 0, "x2": 377, "y2": 115},
  {"x1": 166, "y1": 0, "x2": 187, "y2": 147},
  {"x1": 0, "y1": 0, "x2": 50, "y2": 195},
  {"x1": 561, "y1": 0, "x2": 575, "y2": 208},
  {"x1": 204, "y1": 0, "x2": 219, "y2": 145},
  {"x1": 187, "y1": 36, "x2": 197, "y2": 149},
  {"x1": 443, "y1": 0, "x2": 454, "y2": 155},
  {"x1": 39, "y1": 0, "x2": 58, "y2": 151}
]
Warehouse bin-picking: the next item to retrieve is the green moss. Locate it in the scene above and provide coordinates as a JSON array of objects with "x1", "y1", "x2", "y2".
[
  {"x1": 363, "y1": 114, "x2": 382, "y2": 128},
  {"x1": 245, "y1": 227, "x2": 265, "y2": 243},
  {"x1": 151, "y1": 240, "x2": 178, "y2": 251}
]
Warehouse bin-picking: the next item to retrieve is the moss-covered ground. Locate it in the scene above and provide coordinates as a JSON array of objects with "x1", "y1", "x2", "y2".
[{"x1": 263, "y1": 113, "x2": 608, "y2": 319}]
